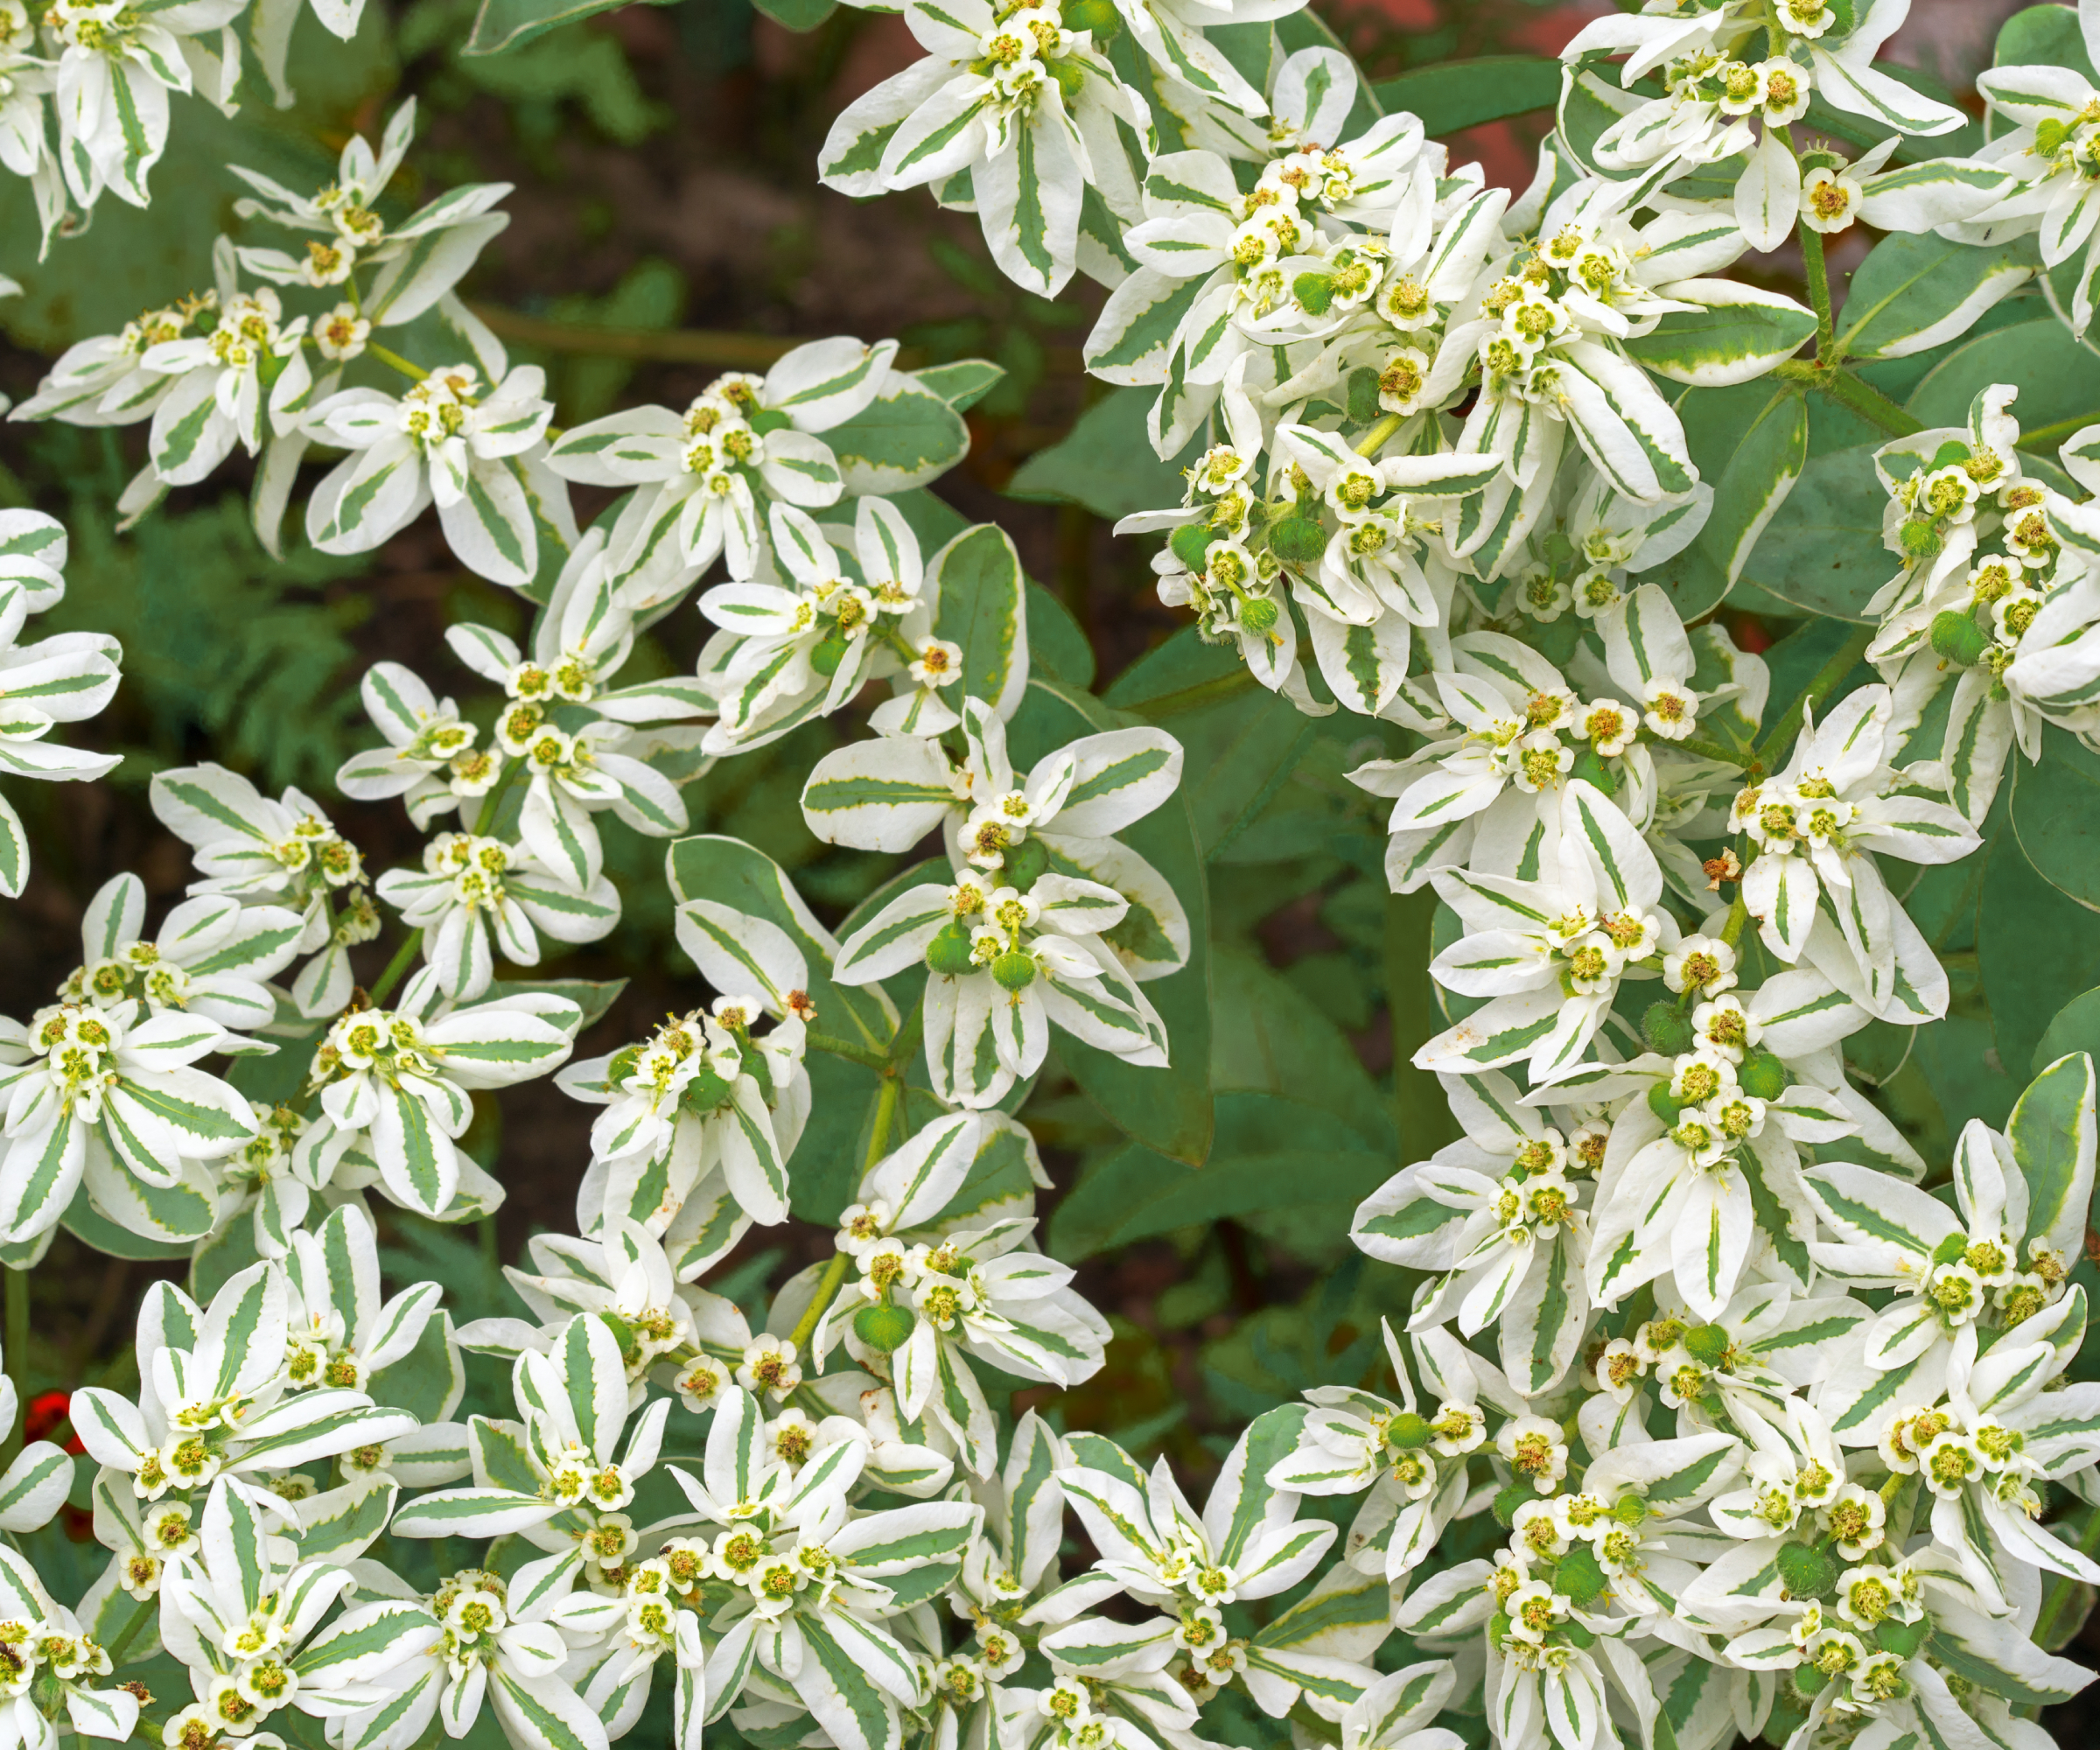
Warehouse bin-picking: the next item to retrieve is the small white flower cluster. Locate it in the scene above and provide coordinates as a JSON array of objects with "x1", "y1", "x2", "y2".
[{"x1": 3, "y1": 9, "x2": 2100, "y2": 1750}]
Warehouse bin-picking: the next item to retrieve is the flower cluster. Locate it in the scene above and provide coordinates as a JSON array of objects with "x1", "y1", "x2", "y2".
[{"x1": 0, "y1": 9, "x2": 2098, "y2": 1750}]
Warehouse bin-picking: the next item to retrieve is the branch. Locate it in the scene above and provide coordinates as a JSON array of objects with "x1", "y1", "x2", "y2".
[
  {"x1": 1754, "y1": 625, "x2": 1874, "y2": 768},
  {"x1": 1774, "y1": 360, "x2": 1922, "y2": 438}
]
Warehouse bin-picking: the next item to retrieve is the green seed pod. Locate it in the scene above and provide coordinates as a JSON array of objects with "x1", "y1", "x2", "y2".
[
  {"x1": 1562, "y1": 1620, "x2": 1596, "y2": 1649},
  {"x1": 2036, "y1": 117, "x2": 2073, "y2": 157},
  {"x1": 1491, "y1": 1480, "x2": 1532, "y2": 1529},
  {"x1": 1683, "y1": 1324, "x2": 1731, "y2": 1365},
  {"x1": 1239, "y1": 597, "x2": 1280, "y2": 633},
  {"x1": 1003, "y1": 836, "x2": 1050, "y2": 892},
  {"x1": 1875, "y1": 1616, "x2": 1928, "y2": 1657},
  {"x1": 1738, "y1": 1049, "x2": 1789, "y2": 1101},
  {"x1": 1775, "y1": 1541, "x2": 1837, "y2": 1601},
  {"x1": 992, "y1": 950, "x2": 1038, "y2": 992},
  {"x1": 1048, "y1": 58, "x2": 1086, "y2": 101},
  {"x1": 1555, "y1": 1542, "x2": 1607, "y2": 1609},
  {"x1": 1931, "y1": 1231, "x2": 1969, "y2": 1267},
  {"x1": 1648, "y1": 1082, "x2": 1687, "y2": 1125},
  {"x1": 1292, "y1": 271, "x2": 1336, "y2": 316},
  {"x1": 1900, "y1": 518, "x2": 1942, "y2": 559},
  {"x1": 925, "y1": 923, "x2": 978, "y2": 977},
  {"x1": 748, "y1": 408, "x2": 794, "y2": 437},
  {"x1": 1928, "y1": 440, "x2": 1970, "y2": 470},
  {"x1": 1929, "y1": 610, "x2": 1987, "y2": 668},
  {"x1": 854, "y1": 1301, "x2": 918, "y2": 1354},
  {"x1": 809, "y1": 634, "x2": 852, "y2": 678},
  {"x1": 1642, "y1": 1001, "x2": 1694, "y2": 1056},
  {"x1": 1793, "y1": 1664, "x2": 1830, "y2": 1698},
  {"x1": 1170, "y1": 522, "x2": 1214, "y2": 574},
  {"x1": 1384, "y1": 1411, "x2": 1432, "y2": 1451},
  {"x1": 1267, "y1": 516, "x2": 1328, "y2": 564}
]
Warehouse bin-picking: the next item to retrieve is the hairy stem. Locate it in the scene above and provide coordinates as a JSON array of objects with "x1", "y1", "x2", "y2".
[
  {"x1": 805, "y1": 1032, "x2": 892, "y2": 1071},
  {"x1": 368, "y1": 344, "x2": 428, "y2": 383},
  {"x1": 1774, "y1": 359, "x2": 1922, "y2": 438},
  {"x1": 1676, "y1": 734, "x2": 1754, "y2": 770},
  {"x1": 1799, "y1": 222, "x2": 1836, "y2": 360}
]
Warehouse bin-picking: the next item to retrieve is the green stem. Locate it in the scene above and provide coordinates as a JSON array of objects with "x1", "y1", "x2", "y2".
[
  {"x1": 1799, "y1": 222, "x2": 1836, "y2": 360},
  {"x1": 2014, "y1": 410, "x2": 2100, "y2": 455},
  {"x1": 1754, "y1": 625, "x2": 1874, "y2": 768},
  {"x1": 804, "y1": 1032, "x2": 891, "y2": 1072},
  {"x1": 1354, "y1": 412, "x2": 1405, "y2": 458},
  {"x1": 1720, "y1": 894, "x2": 1750, "y2": 949},
  {"x1": 366, "y1": 930, "x2": 424, "y2": 1010},
  {"x1": 1774, "y1": 359, "x2": 1922, "y2": 438},
  {"x1": 1675, "y1": 734, "x2": 1754, "y2": 770},
  {"x1": 2034, "y1": 1508, "x2": 2100, "y2": 1650},
  {"x1": 1, "y1": 1268, "x2": 24, "y2": 1467},
  {"x1": 368, "y1": 344, "x2": 427, "y2": 383}
]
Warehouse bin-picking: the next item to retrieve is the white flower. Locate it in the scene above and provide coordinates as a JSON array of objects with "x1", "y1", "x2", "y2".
[
  {"x1": 544, "y1": 338, "x2": 896, "y2": 598},
  {"x1": 305, "y1": 363, "x2": 572, "y2": 591},
  {"x1": 1800, "y1": 163, "x2": 1863, "y2": 233}
]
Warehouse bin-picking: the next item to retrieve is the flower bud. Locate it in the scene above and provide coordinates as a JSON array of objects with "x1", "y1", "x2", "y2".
[
  {"x1": 1555, "y1": 1542, "x2": 1607, "y2": 1608},
  {"x1": 1648, "y1": 1082, "x2": 1686, "y2": 1125},
  {"x1": 1293, "y1": 271, "x2": 1336, "y2": 316},
  {"x1": 1683, "y1": 1324, "x2": 1730, "y2": 1365},
  {"x1": 1900, "y1": 518, "x2": 1941, "y2": 559},
  {"x1": 1239, "y1": 598, "x2": 1281, "y2": 633}
]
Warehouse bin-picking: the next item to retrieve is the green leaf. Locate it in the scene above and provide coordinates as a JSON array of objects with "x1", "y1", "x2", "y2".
[
  {"x1": 465, "y1": 0, "x2": 677, "y2": 56},
  {"x1": 826, "y1": 377, "x2": 971, "y2": 496},
  {"x1": 929, "y1": 524, "x2": 1029, "y2": 719},
  {"x1": 2036, "y1": 985, "x2": 2100, "y2": 1079},
  {"x1": 1371, "y1": 55, "x2": 1561, "y2": 134},
  {"x1": 1981, "y1": 826, "x2": 2100, "y2": 1107},
  {"x1": 1006, "y1": 387, "x2": 1202, "y2": 522},
  {"x1": 1103, "y1": 628, "x2": 1320, "y2": 859},
  {"x1": 1996, "y1": 4, "x2": 2100, "y2": 83},
  {"x1": 1733, "y1": 438, "x2": 1887, "y2": 622},
  {"x1": 2010, "y1": 728, "x2": 2100, "y2": 913},
  {"x1": 1684, "y1": 384, "x2": 1810, "y2": 588},
  {"x1": 1835, "y1": 231, "x2": 2040, "y2": 362},
  {"x1": 1050, "y1": 1093, "x2": 1392, "y2": 1259},
  {"x1": 1622, "y1": 290, "x2": 1816, "y2": 388},
  {"x1": 1906, "y1": 317, "x2": 2100, "y2": 447}
]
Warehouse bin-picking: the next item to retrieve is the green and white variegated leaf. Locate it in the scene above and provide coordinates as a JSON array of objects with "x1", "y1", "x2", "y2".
[
  {"x1": 929, "y1": 523, "x2": 1030, "y2": 722},
  {"x1": 1502, "y1": 1227, "x2": 1588, "y2": 1396},
  {"x1": 824, "y1": 374, "x2": 970, "y2": 496},
  {"x1": 388, "y1": 1486, "x2": 557, "y2": 1539},
  {"x1": 294, "y1": 1599, "x2": 443, "y2": 1687},
  {"x1": 2009, "y1": 1053, "x2": 2097, "y2": 1265},
  {"x1": 790, "y1": 1610, "x2": 906, "y2": 1750},
  {"x1": 801, "y1": 737, "x2": 956, "y2": 855},
  {"x1": 1835, "y1": 231, "x2": 2040, "y2": 361},
  {"x1": 1699, "y1": 387, "x2": 1809, "y2": 585},
  {"x1": 675, "y1": 900, "x2": 811, "y2": 1016},
  {"x1": 1621, "y1": 281, "x2": 1816, "y2": 388}
]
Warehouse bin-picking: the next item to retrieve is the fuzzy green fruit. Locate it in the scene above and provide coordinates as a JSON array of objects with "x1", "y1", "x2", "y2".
[{"x1": 855, "y1": 1302, "x2": 917, "y2": 1354}]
